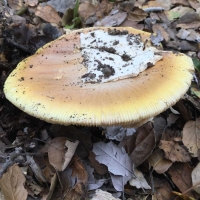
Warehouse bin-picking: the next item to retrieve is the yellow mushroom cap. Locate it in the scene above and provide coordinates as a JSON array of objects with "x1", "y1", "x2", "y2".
[{"x1": 4, "y1": 27, "x2": 194, "y2": 126}]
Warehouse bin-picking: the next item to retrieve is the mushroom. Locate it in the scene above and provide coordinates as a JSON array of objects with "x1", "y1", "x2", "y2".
[{"x1": 4, "y1": 27, "x2": 194, "y2": 127}]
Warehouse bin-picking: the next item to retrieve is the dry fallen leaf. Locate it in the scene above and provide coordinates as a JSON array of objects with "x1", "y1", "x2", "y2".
[
  {"x1": 95, "y1": 0, "x2": 113, "y2": 19},
  {"x1": 41, "y1": 173, "x2": 57, "y2": 200},
  {"x1": 167, "y1": 6, "x2": 195, "y2": 20},
  {"x1": 152, "y1": 180, "x2": 172, "y2": 200},
  {"x1": 24, "y1": 0, "x2": 38, "y2": 7},
  {"x1": 120, "y1": 20, "x2": 144, "y2": 30},
  {"x1": 47, "y1": 0, "x2": 74, "y2": 14},
  {"x1": 7, "y1": 0, "x2": 24, "y2": 10},
  {"x1": 128, "y1": 123, "x2": 156, "y2": 167},
  {"x1": 93, "y1": 141, "x2": 133, "y2": 177},
  {"x1": 95, "y1": 9, "x2": 127, "y2": 27},
  {"x1": 189, "y1": 0, "x2": 200, "y2": 10},
  {"x1": 128, "y1": 8, "x2": 148, "y2": 22},
  {"x1": 85, "y1": 163, "x2": 106, "y2": 190},
  {"x1": 172, "y1": 0, "x2": 190, "y2": 6},
  {"x1": 152, "y1": 23, "x2": 170, "y2": 42},
  {"x1": 0, "y1": 164, "x2": 28, "y2": 200},
  {"x1": 159, "y1": 140, "x2": 191, "y2": 162},
  {"x1": 148, "y1": 149, "x2": 173, "y2": 174},
  {"x1": 93, "y1": 141, "x2": 133, "y2": 191},
  {"x1": 183, "y1": 118, "x2": 200, "y2": 157},
  {"x1": 64, "y1": 155, "x2": 88, "y2": 200},
  {"x1": 36, "y1": 4, "x2": 62, "y2": 25},
  {"x1": 48, "y1": 137, "x2": 79, "y2": 171},
  {"x1": 129, "y1": 168, "x2": 151, "y2": 189},
  {"x1": 169, "y1": 162, "x2": 199, "y2": 199},
  {"x1": 88, "y1": 151, "x2": 108, "y2": 175},
  {"x1": 78, "y1": 2, "x2": 96, "y2": 22},
  {"x1": 91, "y1": 189, "x2": 120, "y2": 200},
  {"x1": 191, "y1": 162, "x2": 200, "y2": 194}
]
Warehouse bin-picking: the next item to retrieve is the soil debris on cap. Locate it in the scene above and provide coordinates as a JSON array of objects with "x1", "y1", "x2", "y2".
[{"x1": 80, "y1": 29, "x2": 163, "y2": 83}]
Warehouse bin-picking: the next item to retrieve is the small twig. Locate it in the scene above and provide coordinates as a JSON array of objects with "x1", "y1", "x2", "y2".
[{"x1": 182, "y1": 182, "x2": 200, "y2": 196}]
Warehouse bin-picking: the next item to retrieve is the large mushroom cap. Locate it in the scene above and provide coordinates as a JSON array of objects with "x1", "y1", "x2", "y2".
[{"x1": 4, "y1": 27, "x2": 194, "y2": 126}]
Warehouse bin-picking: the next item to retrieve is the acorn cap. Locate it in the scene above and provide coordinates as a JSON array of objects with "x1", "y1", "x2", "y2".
[{"x1": 4, "y1": 27, "x2": 194, "y2": 126}]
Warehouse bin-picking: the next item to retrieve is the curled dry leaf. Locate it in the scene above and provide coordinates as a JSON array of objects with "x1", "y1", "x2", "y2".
[
  {"x1": 35, "y1": 4, "x2": 62, "y2": 25},
  {"x1": 172, "y1": 0, "x2": 190, "y2": 6},
  {"x1": 0, "y1": 164, "x2": 28, "y2": 200},
  {"x1": 177, "y1": 29, "x2": 200, "y2": 42},
  {"x1": 48, "y1": 137, "x2": 79, "y2": 171},
  {"x1": 191, "y1": 162, "x2": 200, "y2": 194},
  {"x1": 159, "y1": 140, "x2": 191, "y2": 162},
  {"x1": 182, "y1": 118, "x2": 200, "y2": 157},
  {"x1": 148, "y1": 149, "x2": 173, "y2": 174},
  {"x1": 129, "y1": 168, "x2": 151, "y2": 190},
  {"x1": 177, "y1": 21, "x2": 200, "y2": 29}
]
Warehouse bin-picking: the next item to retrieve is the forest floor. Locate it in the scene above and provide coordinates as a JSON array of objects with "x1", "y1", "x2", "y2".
[{"x1": 1, "y1": 0, "x2": 200, "y2": 199}]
